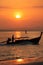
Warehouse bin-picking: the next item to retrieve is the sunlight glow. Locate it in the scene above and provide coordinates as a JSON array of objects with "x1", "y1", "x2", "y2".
[
  {"x1": 14, "y1": 11, "x2": 23, "y2": 19},
  {"x1": 15, "y1": 32, "x2": 21, "y2": 38},
  {"x1": 16, "y1": 15, "x2": 21, "y2": 18},
  {"x1": 16, "y1": 59, "x2": 23, "y2": 62}
]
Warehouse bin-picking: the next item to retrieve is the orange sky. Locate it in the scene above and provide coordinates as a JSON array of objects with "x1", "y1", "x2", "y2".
[{"x1": 0, "y1": 0, "x2": 43, "y2": 31}]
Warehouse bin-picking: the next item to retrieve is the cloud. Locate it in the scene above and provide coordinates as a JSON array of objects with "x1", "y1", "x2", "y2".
[
  {"x1": 32, "y1": 6, "x2": 43, "y2": 8},
  {"x1": 0, "y1": 6, "x2": 12, "y2": 9},
  {"x1": 0, "y1": 6, "x2": 43, "y2": 9}
]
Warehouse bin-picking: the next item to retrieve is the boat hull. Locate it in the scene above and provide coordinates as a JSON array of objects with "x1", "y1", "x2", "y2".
[{"x1": 7, "y1": 39, "x2": 39, "y2": 45}]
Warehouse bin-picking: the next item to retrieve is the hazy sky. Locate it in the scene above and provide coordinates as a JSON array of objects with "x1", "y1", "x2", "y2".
[{"x1": 0, "y1": 0, "x2": 43, "y2": 30}]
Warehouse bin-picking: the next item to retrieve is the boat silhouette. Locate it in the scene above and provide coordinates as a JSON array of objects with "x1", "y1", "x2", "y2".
[
  {"x1": 29, "y1": 32, "x2": 42, "y2": 44},
  {"x1": 6, "y1": 32, "x2": 43, "y2": 45}
]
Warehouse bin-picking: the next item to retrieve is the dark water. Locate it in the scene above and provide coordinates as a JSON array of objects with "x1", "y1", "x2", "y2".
[{"x1": 0, "y1": 31, "x2": 43, "y2": 61}]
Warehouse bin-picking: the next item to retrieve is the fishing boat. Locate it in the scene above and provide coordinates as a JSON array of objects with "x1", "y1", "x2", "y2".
[{"x1": 6, "y1": 32, "x2": 43, "y2": 45}]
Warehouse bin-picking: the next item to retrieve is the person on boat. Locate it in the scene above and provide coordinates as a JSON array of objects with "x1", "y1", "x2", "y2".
[
  {"x1": 12, "y1": 34, "x2": 14, "y2": 43},
  {"x1": 25, "y1": 30, "x2": 27, "y2": 34},
  {"x1": 7, "y1": 38, "x2": 11, "y2": 44}
]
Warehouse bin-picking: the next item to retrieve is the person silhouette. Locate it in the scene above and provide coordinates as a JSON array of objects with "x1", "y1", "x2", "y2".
[
  {"x1": 7, "y1": 38, "x2": 11, "y2": 44},
  {"x1": 12, "y1": 35, "x2": 14, "y2": 43}
]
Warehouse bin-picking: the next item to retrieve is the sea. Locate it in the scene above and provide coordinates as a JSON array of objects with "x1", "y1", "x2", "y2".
[{"x1": 0, "y1": 31, "x2": 43, "y2": 61}]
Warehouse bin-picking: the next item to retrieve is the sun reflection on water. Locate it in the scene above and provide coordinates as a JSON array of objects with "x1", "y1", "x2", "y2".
[
  {"x1": 15, "y1": 58, "x2": 25, "y2": 64},
  {"x1": 14, "y1": 58, "x2": 37, "y2": 64},
  {"x1": 15, "y1": 32, "x2": 21, "y2": 38},
  {"x1": 16, "y1": 59, "x2": 24, "y2": 62}
]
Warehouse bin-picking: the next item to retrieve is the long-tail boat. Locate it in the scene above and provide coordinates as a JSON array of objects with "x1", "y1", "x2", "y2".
[{"x1": 7, "y1": 32, "x2": 43, "y2": 45}]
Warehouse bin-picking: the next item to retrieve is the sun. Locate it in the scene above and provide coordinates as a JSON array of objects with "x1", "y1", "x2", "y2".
[
  {"x1": 14, "y1": 11, "x2": 22, "y2": 19},
  {"x1": 16, "y1": 14, "x2": 21, "y2": 18}
]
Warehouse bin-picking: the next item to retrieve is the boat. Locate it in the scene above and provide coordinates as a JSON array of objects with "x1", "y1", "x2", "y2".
[
  {"x1": 6, "y1": 32, "x2": 43, "y2": 45},
  {"x1": 29, "y1": 32, "x2": 42, "y2": 44}
]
